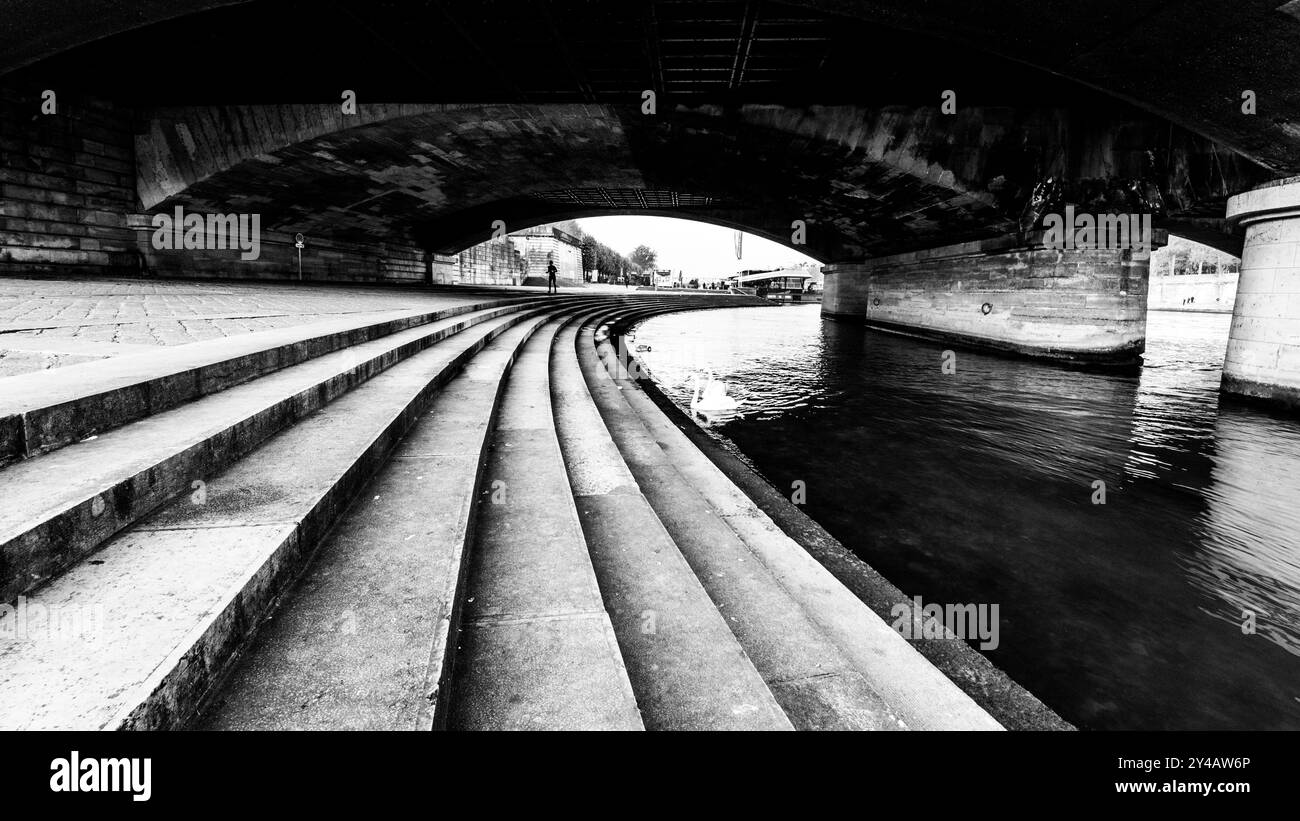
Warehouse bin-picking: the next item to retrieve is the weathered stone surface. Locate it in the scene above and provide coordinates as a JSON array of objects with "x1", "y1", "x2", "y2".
[
  {"x1": 0, "y1": 91, "x2": 136, "y2": 278},
  {"x1": 199, "y1": 315, "x2": 556, "y2": 731},
  {"x1": 0, "y1": 87, "x2": 1272, "y2": 283},
  {"x1": 552, "y1": 311, "x2": 793, "y2": 730},
  {"x1": 826, "y1": 234, "x2": 1159, "y2": 363},
  {"x1": 7, "y1": 0, "x2": 1300, "y2": 184},
  {"x1": 448, "y1": 315, "x2": 643, "y2": 731},
  {"x1": 0, "y1": 299, "x2": 558, "y2": 604},
  {"x1": 822, "y1": 262, "x2": 871, "y2": 319},
  {"x1": 0, "y1": 298, "x2": 520, "y2": 462},
  {"x1": 133, "y1": 102, "x2": 1262, "y2": 265},
  {"x1": 1222, "y1": 177, "x2": 1300, "y2": 409}
]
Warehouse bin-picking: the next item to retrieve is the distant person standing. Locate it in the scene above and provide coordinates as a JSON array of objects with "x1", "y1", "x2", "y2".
[{"x1": 547, "y1": 260, "x2": 558, "y2": 295}]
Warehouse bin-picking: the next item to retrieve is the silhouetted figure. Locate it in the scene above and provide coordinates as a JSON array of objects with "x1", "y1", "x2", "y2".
[{"x1": 547, "y1": 260, "x2": 558, "y2": 295}]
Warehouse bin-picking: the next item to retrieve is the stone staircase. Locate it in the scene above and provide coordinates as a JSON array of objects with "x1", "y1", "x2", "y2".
[{"x1": 0, "y1": 290, "x2": 1002, "y2": 731}]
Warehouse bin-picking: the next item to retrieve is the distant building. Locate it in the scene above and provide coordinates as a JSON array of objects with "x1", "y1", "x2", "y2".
[
  {"x1": 727, "y1": 267, "x2": 818, "y2": 301},
  {"x1": 794, "y1": 260, "x2": 824, "y2": 289},
  {"x1": 427, "y1": 224, "x2": 585, "y2": 287},
  {"x1": 512, "y1": 225, "x2": 584, "y2": 286},
  {"x1": 728, "y1": 268, "x2": 814, "y2": 291}
]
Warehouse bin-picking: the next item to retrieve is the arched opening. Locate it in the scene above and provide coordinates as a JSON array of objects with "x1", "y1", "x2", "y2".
[
  {"x1": 2, "y1": 0, "x2": 1275, "y2": 285},
  {"x1": 1145, "y1": 235, "x2": 1242, "y2": 372},
  {"x1": 433, "y1": 215, "x2": 820, "y2": 290}
]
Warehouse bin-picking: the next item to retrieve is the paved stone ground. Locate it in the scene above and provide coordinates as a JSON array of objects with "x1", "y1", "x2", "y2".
[{"x1": 0, "y1": 276, "x2": 498, "y2": 379}]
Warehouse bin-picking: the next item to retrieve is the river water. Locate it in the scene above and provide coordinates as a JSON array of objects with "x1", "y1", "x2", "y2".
[{"x1": 633, "y1": 304, "x2": 1300, "y2": 730}]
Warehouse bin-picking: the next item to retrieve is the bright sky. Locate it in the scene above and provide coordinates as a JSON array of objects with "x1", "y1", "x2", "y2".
[{"x1": 576, "y1": 216, "x2": 819, "y2": 281}]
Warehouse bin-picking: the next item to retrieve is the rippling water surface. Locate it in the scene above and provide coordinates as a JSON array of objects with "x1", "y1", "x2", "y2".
[{"x1": 634, "y1": 304, "x2": 1300, "y2": 730}]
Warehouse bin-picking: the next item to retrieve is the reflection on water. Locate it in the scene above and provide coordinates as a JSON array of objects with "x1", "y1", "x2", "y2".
[{"x1": 636, "y1": 305, "x2": 1300, "y2": 730}]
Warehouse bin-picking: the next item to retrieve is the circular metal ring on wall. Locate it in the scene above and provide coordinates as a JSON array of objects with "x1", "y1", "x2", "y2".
[
  {"x1": 872, "y1": 297, "x2": 881, "y2": 307},
  {"x1": 981, "y1": 302, "x2": 993, "y2": 315}
]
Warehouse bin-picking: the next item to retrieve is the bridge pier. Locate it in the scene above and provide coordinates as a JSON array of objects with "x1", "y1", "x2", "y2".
[
  {"x1": 1222, "y1": 178, "x2": 1300, "y2": 410},
  {"x1": 821, "y1": 263, "x2": 872, "y2": 320},
  {"x1": 821, "y1": 234, "x2": 1159, "y2": 365}
]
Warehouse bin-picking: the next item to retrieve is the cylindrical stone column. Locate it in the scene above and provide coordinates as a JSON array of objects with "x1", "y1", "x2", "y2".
[{"x1": 1223, "y1": 177, "x2": 1300, "y2": 409}]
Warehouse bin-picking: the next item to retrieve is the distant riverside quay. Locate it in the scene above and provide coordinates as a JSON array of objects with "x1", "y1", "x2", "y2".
[{"x1": 1148, "y1": 271, "x2": 1238, "y2": 314}]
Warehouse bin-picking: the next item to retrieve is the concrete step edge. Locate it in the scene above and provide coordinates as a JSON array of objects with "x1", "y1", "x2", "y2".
[
  {"x1": 580, "y1": 310, "x2": 910, "y2": 730},
  {"x1": 0, "y1": 294, "x2": 542, "y2": 464},
  {"x1": 602, "y1": 310, "x2": 1008, "y2": 731},
  {"x1": 0, "y1": 302, "x2": 588, "y2": 730},
  {"x1": 447, "y1": 308, "x2": 645, "y2": 730},
  {"x1": 194, "y1": 304, "x2": 595, "y2": 731},
  {"x1": 0, "y1": 296, "x2": 597, "y2": 604},
  {"x1": 552, "y1": 308, "x2": 793, "y2": 730}
]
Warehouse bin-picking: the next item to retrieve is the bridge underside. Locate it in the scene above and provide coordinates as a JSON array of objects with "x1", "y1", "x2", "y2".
[
  {"x1": 1, "y1": 0, "x2": 1298, "y2": 400},
  {"x1": 7, "y1": 0, "x2": 1300, "y2": 176},
  {"x1": 130, "y1": 98, "x2": 1263, "y2": 262}
]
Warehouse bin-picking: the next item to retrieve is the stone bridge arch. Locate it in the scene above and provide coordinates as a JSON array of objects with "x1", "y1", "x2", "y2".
[
  {"x1": 4, "y1": 0, "x2": 1299, "y2": 404},
  {"x1": 138, "y1": 99, "x2": 1265, "y2": 265}
]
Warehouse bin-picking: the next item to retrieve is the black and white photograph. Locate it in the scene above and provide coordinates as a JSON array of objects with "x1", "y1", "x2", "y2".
[{"x1": 0, "y1": 0, "x2": 1293, "y2": 805}]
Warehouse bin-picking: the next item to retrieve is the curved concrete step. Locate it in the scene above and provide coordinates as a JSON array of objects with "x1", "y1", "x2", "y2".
[
  {"x1": 578, "y1": 313, "x2": 905, "y2": 730},
  {"x1": 0, "y1": 296, "x2": 588, "y2": 604},
  {"x1": 194, "y1": 302, "x2": 614, "y2": 730},
  {"x1": 447, "y1": 308, "x2": 643, "y2": 731},
  {"x1": 0, "y1": 290, "x2": 805, "y2": 732},
  {"x1": 0, "y1": 298, "x2": 603, "y2": 730},
  {"x1": 0, "y1": 294, "x2": 534, "y2": 464},
  {"x1": 602, "y1": 311, "x2": 1005, "y2": 731},
  {"x1": 552, "y1": 311, "x2": 793, "y2": 731},
  {"x1": 194, "y1": 297, "x2": 698, "y2": 731}
]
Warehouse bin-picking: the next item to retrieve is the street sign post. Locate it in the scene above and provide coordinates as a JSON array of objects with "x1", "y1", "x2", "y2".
[{"x1": 294, "y1": 233, "x2": 305, "y2": 281}]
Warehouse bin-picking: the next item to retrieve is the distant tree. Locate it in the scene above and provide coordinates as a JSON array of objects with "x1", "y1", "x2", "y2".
[
  {"x1": 580, "y1": 238, "x2": 598, "y2": 274},
  {"x1": 629, "y1": 244, "x2": 657, "y2": 271},
  {"x1": 1153, "y1": 236, "x2": 1241, "y2": 277},
  {"x1": 592, "y1": 241, "x2": 630, "y2": 282}
]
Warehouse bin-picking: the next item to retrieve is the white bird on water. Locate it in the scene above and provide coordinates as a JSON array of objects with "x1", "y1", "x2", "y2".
[{"x1": 691, "y1": 370, "x2": 741, "y2": 416}]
